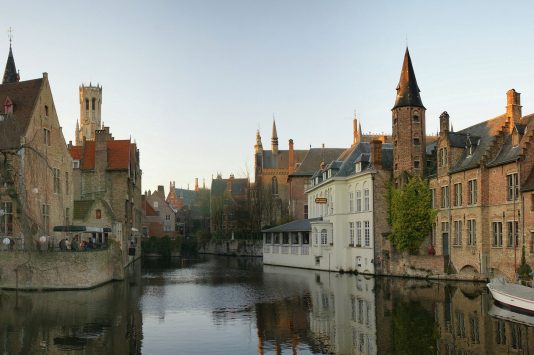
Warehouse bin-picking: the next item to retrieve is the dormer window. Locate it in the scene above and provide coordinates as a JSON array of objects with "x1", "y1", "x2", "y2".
[
  {"x1": 355, "y1": 162, "x2": 362, "y2": 173},
  {"x1": 322, "y1": 172, "x2": 327, "y2": 181},
  {"x1": 512, "y1": 130, "x2": 520, "y2": 146},
  {"x1": 4, "y1": 96, "x2": 13, "y2": 114}
]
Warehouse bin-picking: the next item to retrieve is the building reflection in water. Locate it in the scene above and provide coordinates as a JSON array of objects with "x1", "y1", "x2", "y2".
[
  {"x1": 0, "y1": 261, "x2": 143, "y2": 355},
  {"x1": 258, "y1": 265, "x2": 534, "y2": 355}
]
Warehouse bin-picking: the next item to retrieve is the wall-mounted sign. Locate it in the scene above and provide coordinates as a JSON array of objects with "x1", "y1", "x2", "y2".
[{"x1": 315, "y1": 197, "x2": 327, "y2": 204}]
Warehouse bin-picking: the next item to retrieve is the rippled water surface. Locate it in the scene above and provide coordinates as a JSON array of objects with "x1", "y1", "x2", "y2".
[{"x1": 1, "y1": 255, "x2": 533, "y2": 354}]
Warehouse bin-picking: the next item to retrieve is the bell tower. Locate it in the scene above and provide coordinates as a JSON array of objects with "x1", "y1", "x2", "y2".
[
  {"x1": 392, "y1": 48, "x2": 426, "y2": 185},
  {"x1": 76, "y1": 84, "x2": 103, "y2": 145}
]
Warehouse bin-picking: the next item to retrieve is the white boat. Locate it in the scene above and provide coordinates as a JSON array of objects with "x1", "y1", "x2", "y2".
[
  {"x1": 488, "y1": 304, "x2": 534, "y2": 327},
  {"x1": 487, "y1": 279, "x2": 534, "y2": 313}
]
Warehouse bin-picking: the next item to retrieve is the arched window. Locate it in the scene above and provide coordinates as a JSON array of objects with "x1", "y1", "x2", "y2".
[
  {"x1": 320, "y1": 229, "x2": 327, "y2": 245},
  {"x1": 92, "y1": 98, "x2": 96, "y2": 110},
  {"x1": 272, "y1": 176, "x2": 278, "y2": 195},
  {"x1": 85, "y1": 99, "x2": 89, "y2": 110}
]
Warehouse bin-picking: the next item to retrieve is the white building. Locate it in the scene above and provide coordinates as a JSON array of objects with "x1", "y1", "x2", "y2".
[{"x1": 263, "y1": 140, "x2": 392, "y2": 274}]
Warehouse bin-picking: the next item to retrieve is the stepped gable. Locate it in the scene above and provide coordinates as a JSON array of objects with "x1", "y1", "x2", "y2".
[{"x1": 0, "y1": 78, "x2": 43, "y2": 149}]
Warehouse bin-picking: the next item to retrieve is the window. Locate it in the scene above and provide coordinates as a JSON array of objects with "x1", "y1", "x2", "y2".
[
  {"x1": 282, "y1": 233, "x2": 289, "y2": 244},
  {"x1": 492, "y1": 222, "x2": 503, "y2": 247},
  {"x1": 42, "y1": 204, "x2": 50, "y2": 234},
  {"x1": 44, "y1": 105, "x2": 49, "y2": 117},
  {"x1": 92, "y1": 98, "x2": 96, "y2": 110},
  {"x1": 96, "y1": 209, "x2": 102, "y2": 219},
  {"x1": 507, "y1": 173, "x2": 519, "y2": 201},
  {"x1": 456, "y1": 311, "x2": 466, "y2": 338},
  {"x1": 65, "y1": 172, "x2": 69, "y2": 195},
  {"x1": 349, "y1": 192, "x2": 354, "y2": 212},
  {"x1": 44, "y1": 128, "x2": 51, "y2": 146},
  {"x1": 265, "y1": 233, "x2": 272, "y2": 244},
  {"x1": 441, "y1": 186, "x2": 449, "y2": 208},
  {"x1": 413, "y1": 138, "x2": 420, "y2": 145},
  {"x1": 272, "y1": 176, "x2": 278, "y2": 195},
  {"x1": 454, "y1": 183, "x2": 462, "y2": 207},
  {"x1": 356, "y1": 221, "x2": 362, "y2": 246},
  {"x1": 414, "y1": 160, "x2": 420, "y2": 169},
  {"x1": 349, "y1": 222, "x2": 355, "y2": 246},
  {"x1": 496, "y1": 320, "x2": 506, "y2": 345},
  {"x1": 467, "y1": 219, "x2": 476, "y2": 246},
  {"x1": 364, "y1": 221, "x2": 370, "y2": 247},
  {"x1": 53, "y1": 168, "x2": 61, "y2": 193},
  {"x1": 0, "y1": 202, "x2": 13, "y2": 235},
  {"x1": 454, "y1": 220, "x2": 462, "y2": 246},
  {"x1": 72, "y1": 160, "x2": 80, "y2": 169},
  {"x1": 153, "y1": 201, "x2": 159, "y2": 208},
  {"x1": 468, "y1": 179, "x2": 477, "y2": 205},
  {"x1": 304, "y1": 204, "x2": 308, "y2": 219},
  {"x1": 165, "y1": 214, "x2": 170, "y2": 221},
  {"x1": 364, "y1": 189, "x2": 370, "y2": 211},
  {"x1": 356, "y1": 191, "x2": 362, "y2": 212},
  {"x1": 320, "y1": 229, "x2": 327, "y2": 245},
  {"x1": 507, "y1": 221, "x2": 519, "y2": 248},
  {"x1": 470, "y1": 316, "x2": 480, "y2": 344},
  {"x1": 439, "y1": 148, "x2": 448, "y2": 167},
  {"x1": 355, "y1": 162, "x2": 361, "y2": 173},
  {"x1": 413, "y1": 114, "x2": 419, "y2": 123},
  {"x1": 85, "y1": 99, "x2": 89, "y2": 110}
]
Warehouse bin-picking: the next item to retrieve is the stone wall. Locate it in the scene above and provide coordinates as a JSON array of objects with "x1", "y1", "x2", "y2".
[
  {"x1": 386, "y1": 253, "x2": 446, "y2": 278},
  {"x1": 0, "y1": 242, "x2": 124, "y2": 290}
]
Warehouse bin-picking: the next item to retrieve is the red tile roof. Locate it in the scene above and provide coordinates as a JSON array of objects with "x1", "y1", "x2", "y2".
[{"x1": 68, "y1": 139, "x2": 134, "y2": 171}]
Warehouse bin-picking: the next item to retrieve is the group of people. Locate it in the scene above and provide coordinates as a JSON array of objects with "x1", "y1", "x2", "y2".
[{"x1": 58, "y1": 235, "x2": 99, "y2": 252}]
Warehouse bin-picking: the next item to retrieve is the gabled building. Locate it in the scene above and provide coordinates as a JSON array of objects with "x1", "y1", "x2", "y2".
[
  {"x1": 429, "y1": 90, "x2": 534, "y2": 281},
  {"x1": 142, "y1": 185, "x2": 177, "y2": 238},
  {"x1": 68, "y1": 126, "x2": 142, "y2": 260},
  {"x1": 0, "y1": 43, "x2": 73, "y2": 247},
  {"x1": 210, "y1": 174, "x2": 250, "y2": 238}
]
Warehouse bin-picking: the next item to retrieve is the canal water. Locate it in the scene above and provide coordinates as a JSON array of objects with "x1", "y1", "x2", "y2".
[{"x1": 1, "y1": 255, "x2": 533, "y2": 354}]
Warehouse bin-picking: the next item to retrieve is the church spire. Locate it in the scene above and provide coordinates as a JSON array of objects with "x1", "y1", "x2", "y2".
[
  {"x1": 254, "y1": 129, "x2": 263, "y2": 153},
  {"x1": 3, "y1": 30, "x2": 19, "y2": 84},
  {"x1": 392, "y1": 47, "x2": 423, "y2": 109},
  {"x1": 271, "y1": 118, "x2": 278, "y2": 154}
]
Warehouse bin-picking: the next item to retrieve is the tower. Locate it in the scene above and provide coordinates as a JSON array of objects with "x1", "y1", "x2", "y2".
[
  {"x1": 271, "y1": 119, "x2": 278, "y2": 155},
  {"x1": 3, "y1": 34, "x2": 19, "y2": 84},
  {"x1": 392, "y1": 48, "x2": 426, "y2": 185},
  {"x1": 76, "y1": 84, "x2": 103, "y2": 145}
]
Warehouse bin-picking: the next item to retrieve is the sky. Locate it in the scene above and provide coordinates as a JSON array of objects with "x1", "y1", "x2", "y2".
[{"x1": 3, "y1": 0, "x2": 534, "y2": 192}]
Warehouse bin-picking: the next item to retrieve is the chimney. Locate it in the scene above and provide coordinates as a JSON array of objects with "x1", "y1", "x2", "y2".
[
  {"x1": 157, "y1": 185, "x2": 165, "y2": 196},
  {"x1": 439, "y1": 111, "x2": 450, "y2": 135},
  {"x1": 506, "y1": 89, "x2": 522, "y2": 125},
  {"x1": 371, "y1": 139, "x2": 382, "y2": 167},
  {"x1": 227, "y1": 174, "x2": 234, "y2": 192},
  {"x1": 288, "y1": 139, "x2": 295, "y2": 173},
  {"x1": 194, "y1": 178, "x2": 199, "y2": 192}
]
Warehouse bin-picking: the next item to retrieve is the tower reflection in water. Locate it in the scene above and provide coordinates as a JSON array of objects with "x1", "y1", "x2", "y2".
[
  {"x1": 0, "y1": 262, "x2": 143, "y2": 355},
  {"x1": 257, "y1": 265, "x2": 534, "y2": 354}
]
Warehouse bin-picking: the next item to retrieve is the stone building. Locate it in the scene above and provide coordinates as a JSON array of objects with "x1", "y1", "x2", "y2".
[
  {"x1": 75, "y1": 84, "x2": 102, "y2": 145},
  {"x1": 68, "y1": 126, "x2": 142, "y2": 261},
  {"x1": 0, "y1": 44, "x2": 73, "y2": 248}
]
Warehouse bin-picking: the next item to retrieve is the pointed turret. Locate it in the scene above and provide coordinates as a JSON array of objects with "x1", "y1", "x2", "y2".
[
  {"x1": 271, "y1": 119, "x2": 278, "y2": 154},
  {"x1": 392, "y1": 48, "x2": 424, "y2": 109},
  {"x1": 254, "y1": 129, "x2": 263, "y2": 153},
  {"x1": 3, "y1": 44, "x2": 19, "y2": 84}
]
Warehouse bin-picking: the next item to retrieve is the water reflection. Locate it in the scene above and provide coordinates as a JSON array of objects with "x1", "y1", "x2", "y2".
[
  {"x1": 0, "y1": 261, "x2": 143, "y2": 355},
  {"x1": 1, "y1": 256, "x2": 534, "y2": 354}
]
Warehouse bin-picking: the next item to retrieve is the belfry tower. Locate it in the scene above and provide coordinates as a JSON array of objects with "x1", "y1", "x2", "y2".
[
  {"x1": 392, "y1": 48, "x2": 426, "y2": 185},
  {"x1": 76, "y1": 84, "x2": 103, "y2": 145}
]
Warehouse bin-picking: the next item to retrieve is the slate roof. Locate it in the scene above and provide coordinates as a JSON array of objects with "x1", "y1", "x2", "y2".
[
  {"x1": 0, "y1": 78, "x2": 43, "y2": 149},
  {"x1": 290, "y1": 148, "x2": 346, "y2": 177},
  {"x1": 393, "y1": 48, "x2": 424, "y2": 109},
  {"x1": 211, "y1": 177, "x2": 249, "y2": 196},
  {"x1": 174, "y1": 188, "x2": 198, "y2": 206},
  {"x1": 261, "y1": 149, "x2": 308, "y2": 170},
  {"x1": 3, "y1": 46, "x2": 18, "y2": 84},
  {"x1": 262, "y1": 218, "x2": 322, "y2": 233},
  {"x1": 448, "y1": 114, "x2": 508, "y2": 173}
]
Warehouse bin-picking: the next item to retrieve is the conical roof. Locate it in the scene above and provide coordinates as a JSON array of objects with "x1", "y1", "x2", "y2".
[
  {"x1": 3, "y1": 45, "x2": 18, "y2": 84},
  {"x1": 392, "y1": 48, "x2": 424, "y2": 109}
]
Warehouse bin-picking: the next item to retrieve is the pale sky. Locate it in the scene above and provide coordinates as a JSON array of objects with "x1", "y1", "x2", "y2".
[{"x1": 3, "y1": 0, "x2": 534, "y2": 191}]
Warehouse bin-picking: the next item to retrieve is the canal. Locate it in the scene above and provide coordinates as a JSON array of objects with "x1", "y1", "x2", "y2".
[{"x1": 0, "y1": 255, "x2": 533, "y2": 354}]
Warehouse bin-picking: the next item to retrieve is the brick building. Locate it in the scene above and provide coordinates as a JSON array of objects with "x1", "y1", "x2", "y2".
[
  {"x1": 142, "y1": 185, "x2": 177, "y2": 238},
  {"x1": 68, "y1": 126, "x2": 142, "y2": 259},
  {"x1": 0, "y1": 44, "x2": 73, "y2": 248}
]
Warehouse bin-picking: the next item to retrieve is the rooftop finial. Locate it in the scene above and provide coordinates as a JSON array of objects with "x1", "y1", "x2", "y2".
[{"x1": 7, "y1": 27, "x2": 13, "y2": 47}]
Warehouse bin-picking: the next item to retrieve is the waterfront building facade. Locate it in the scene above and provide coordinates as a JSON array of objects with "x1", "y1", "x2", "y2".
[{"x1": 0, "y1": 45, "x2": 73, "y2": 248}]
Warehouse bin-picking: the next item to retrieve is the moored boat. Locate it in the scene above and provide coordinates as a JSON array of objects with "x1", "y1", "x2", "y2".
[
  {"x1": 488, "y1": 304, "x2": 534, "y2": 327},
  {"x1": 487, "y1": 278, "x2": 534, "y2": 313}
]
